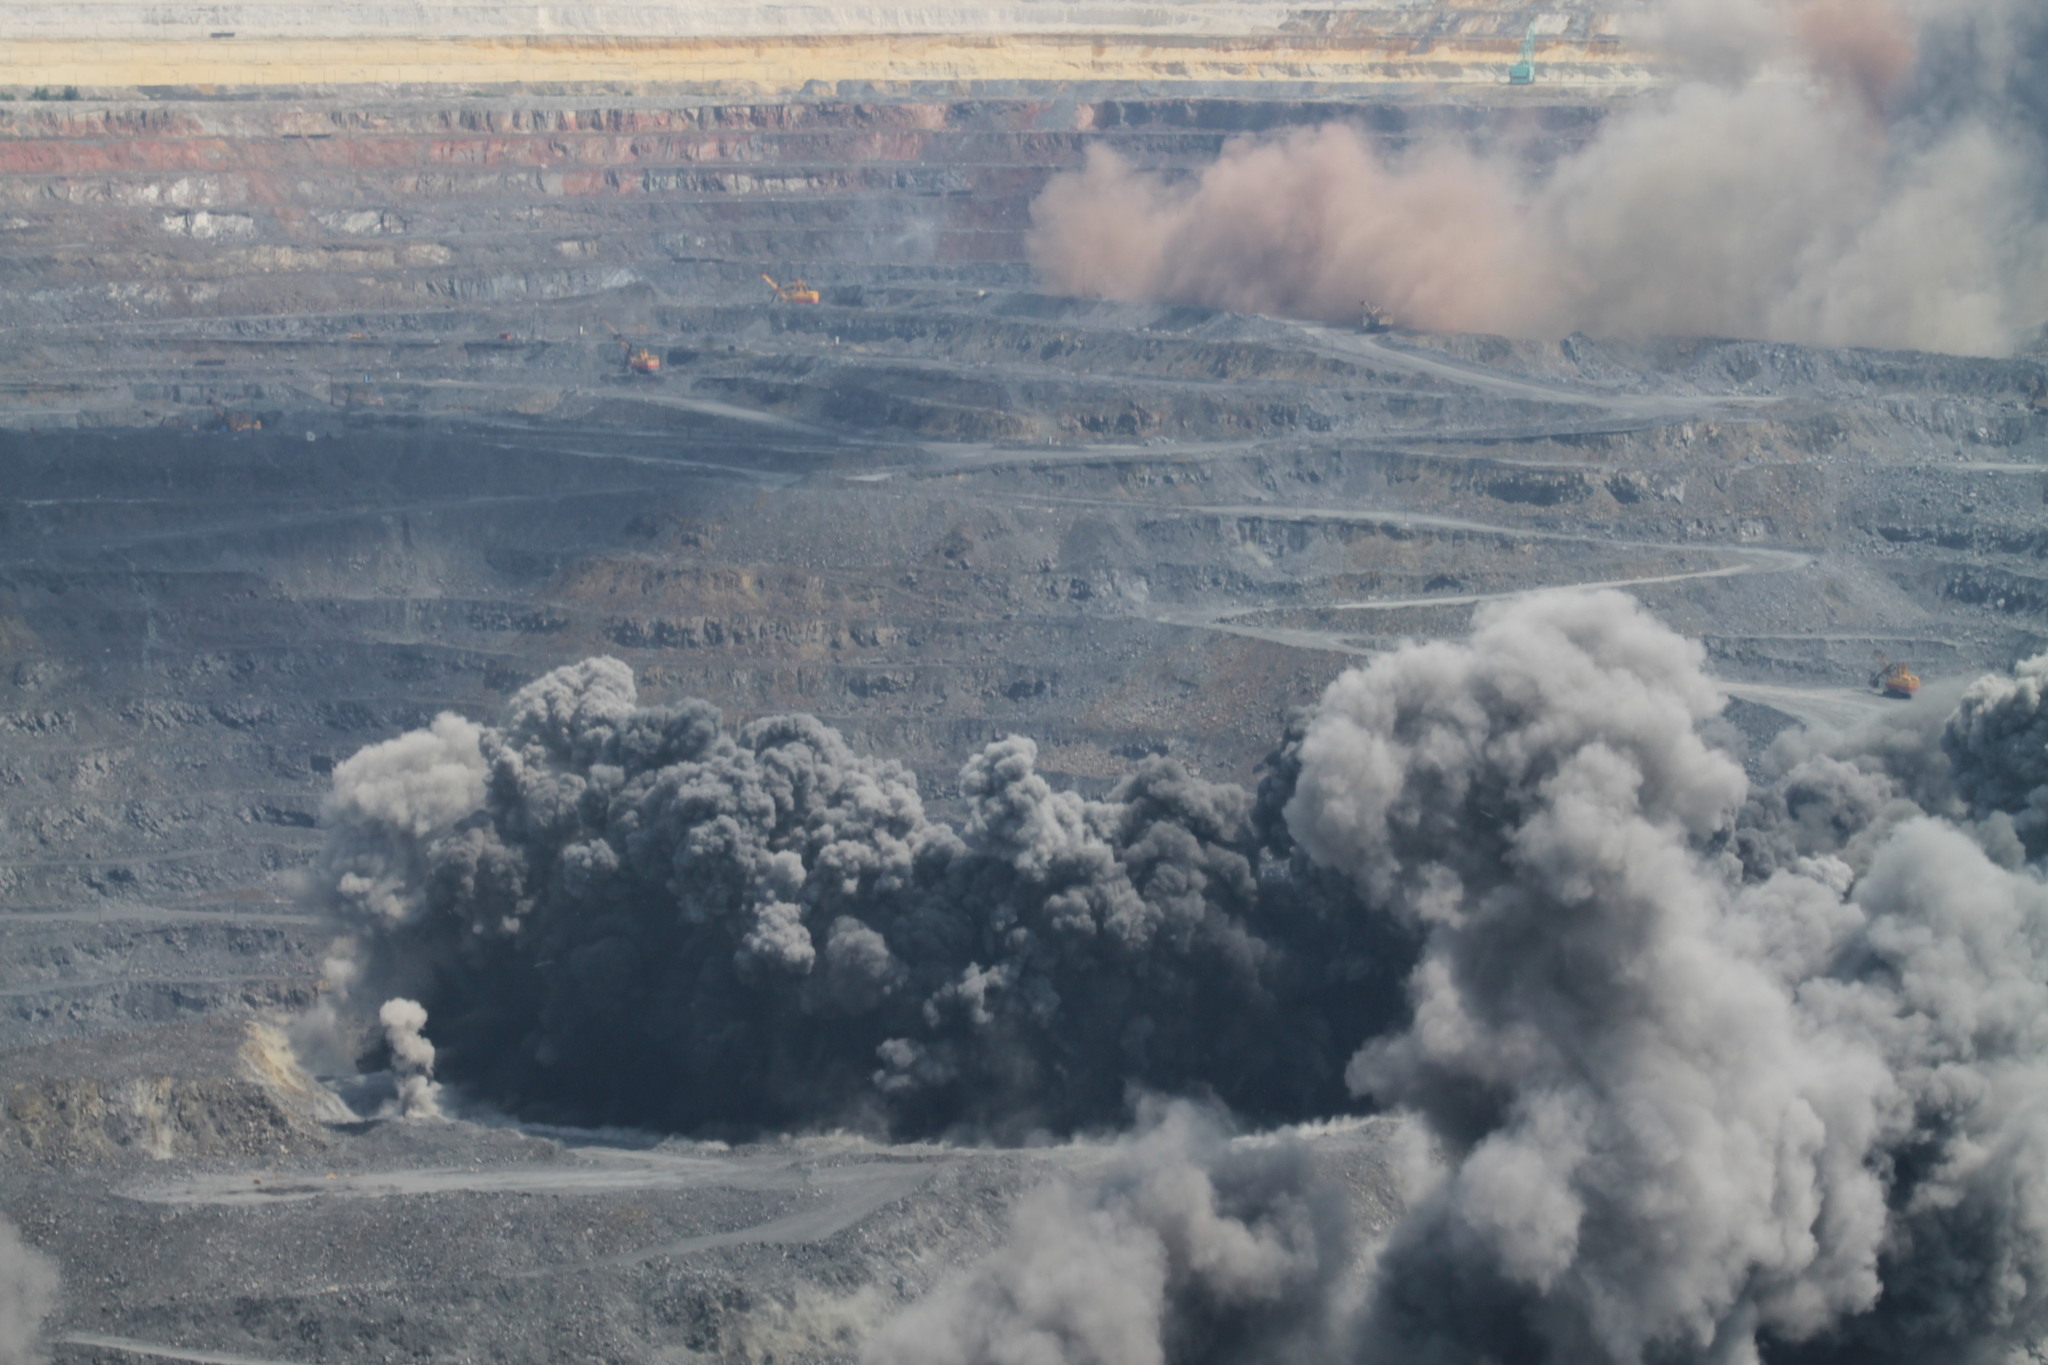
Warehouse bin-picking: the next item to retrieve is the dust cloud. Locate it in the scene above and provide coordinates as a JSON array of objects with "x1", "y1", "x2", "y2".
[
  {"x1": 863, "y1": 1101, "x2": 1348, "y2": 1365},
  {"x1": 1284, "y1": 591, "x2": 2048, "y2": 1363},
  {"x1": 850, "y1": 592, "x2": 2048, "y2": 1364},
  {"x1": 1027, "y1": 0, "x2": 2048, "y2": 355},
  {"x1": 311, "y1": 587, "x2": 2048, "y2": 1361}
]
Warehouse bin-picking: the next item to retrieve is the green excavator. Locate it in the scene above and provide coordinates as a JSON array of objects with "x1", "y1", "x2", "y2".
[{"x1": 1509, "y1": 19, "x2": 1538, "y2": 85}]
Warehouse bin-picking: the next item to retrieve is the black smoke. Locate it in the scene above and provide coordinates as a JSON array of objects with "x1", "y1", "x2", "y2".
[{"x1": 308, "y1": 658, "x2": 1407, "y2": 1138}]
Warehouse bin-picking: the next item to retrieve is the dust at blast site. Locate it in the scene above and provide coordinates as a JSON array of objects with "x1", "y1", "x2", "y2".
[{"x1": 7, "y1": 3, "x2": 2048, "y2": 1365}]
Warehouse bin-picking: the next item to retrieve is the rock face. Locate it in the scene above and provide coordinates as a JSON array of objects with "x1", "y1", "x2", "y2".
[{"x1": 0, "y1": 1020, "x2": 346, "y2": 1164}]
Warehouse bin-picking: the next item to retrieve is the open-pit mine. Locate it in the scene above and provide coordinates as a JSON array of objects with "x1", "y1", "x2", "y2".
[{"x1": 6, "y1": 3, "x2": 2048, "y2": 1364}]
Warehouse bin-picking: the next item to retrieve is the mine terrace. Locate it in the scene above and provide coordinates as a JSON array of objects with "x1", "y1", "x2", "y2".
[{"x1": 3, "y1": 4, "x2": 2048, "y2": 1365}]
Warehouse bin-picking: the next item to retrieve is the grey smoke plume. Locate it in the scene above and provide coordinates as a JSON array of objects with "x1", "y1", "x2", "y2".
[
  {"x1": 1281, "y1": 592, "x2": 1890, "y2": 1363},
  {"x1": 0, "y1": 1217, "x2": 56, "y2": 1365},
  {"x1": 1813, "y1": 816, "x2": 2048, "y2": 1363},
  {"x1": 1943, "y1": 649, "x2": 2048, "y2": 855},
  {"x1": 377, "y1": 997, "x2": 444, "y2": 1120},
  {"x1": 863, "y1": 1101, "x2": 1349, "y2": 1365},
  {"x1": 1028, "y1": 0, "x2": 2048, "y2": 355},
  {"x1": 1276, "y1": 591, "x2": 2048, "y2": 1363},
  {"x1": 316, "y1": 711, "x2": 486, "y2": 930}
]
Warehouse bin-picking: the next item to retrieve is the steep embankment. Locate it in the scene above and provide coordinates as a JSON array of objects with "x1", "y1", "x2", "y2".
[{"x1": 0, "y1": 1019, "x2": 346, "y2": 1163}]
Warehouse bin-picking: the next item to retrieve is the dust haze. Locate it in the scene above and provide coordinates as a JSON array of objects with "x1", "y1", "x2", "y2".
[
  {"x1": 0, "y1": 1219, "x2": 55, "y2": 1365},
  {"x1": 1028, "y1": 0, "x2": 2048, "y2": 354},
  {"x1": 862, "y1": 1101, "x2": 1349, "y2": 1365}
]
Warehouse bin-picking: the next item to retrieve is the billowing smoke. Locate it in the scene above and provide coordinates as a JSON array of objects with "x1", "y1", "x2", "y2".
[
  {"x1": 1291, "y1": 594, "x2": 1892, "y2": 1364},
  {"x1": 307, "y1": 658, "x2": 1404, "y2": 1137},
  {"x1": 313, "y1": 590, "x2": 2048, "y2": 1361},
  {"x1": 860, "y1": 592, "x2": 2048, "y2": 1364},
  {"x1": 0, "y1": 1217, "x2": 56, "y2": 1365},
  {"x1": 863, "y1": 1101, "x2": 1349, "y2": 1365},
  {"x1": 1028, "y1": 0, "x2": 2048, "y2": 355},
  {"x1": 1943, "y1": 650, "x2": 2048, "y2": 856},
  {"x1": 1270, "y1": 591, "x2": 2048, "y2": 1363},
  {"x1": 377, "y1": 998, "x2": 444, "y2": 1119}
]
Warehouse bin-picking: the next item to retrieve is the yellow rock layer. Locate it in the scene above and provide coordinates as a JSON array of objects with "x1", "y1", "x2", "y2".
[{"x1": 0, "y1": 34, "x2": 1652, "y2": 91}]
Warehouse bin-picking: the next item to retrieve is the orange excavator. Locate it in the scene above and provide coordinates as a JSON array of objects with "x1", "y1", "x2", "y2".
[
  {"x1": 1872, "y1": 652, "x2": 1920, "y2": 700},
  {"x1": 762, "y1": 272, "x2": 821, "y2": 305},
  {"x1": 600, "y1": 318, "x2": 660, "y2": 375}
]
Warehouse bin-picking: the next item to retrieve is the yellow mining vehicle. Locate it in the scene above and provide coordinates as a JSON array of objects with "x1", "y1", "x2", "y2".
[
  {"x1": 1872, "y1": 652, "x2": 1921, "y2": 700},
  {"x1": 624, "y1": 345, "x2": 662, "y2": 375},
  {"x1": 762, "y1": 272, "x2": 821, "y2": 305}
]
